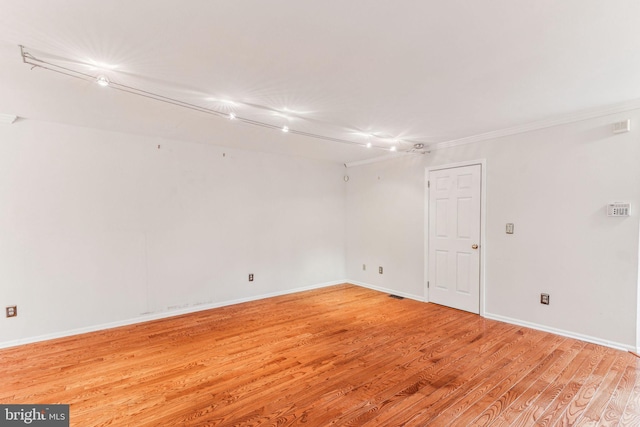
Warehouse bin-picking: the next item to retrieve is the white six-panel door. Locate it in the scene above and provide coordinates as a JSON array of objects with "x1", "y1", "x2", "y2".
[{"x1": 428, "y1": 164, "x2": 481, "y2": 314}]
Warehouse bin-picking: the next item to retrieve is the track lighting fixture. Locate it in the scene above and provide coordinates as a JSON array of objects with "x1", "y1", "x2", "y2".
[
  {"x1": 18, "y1": 45, "x2": 428, "y2": 155},
  {"x1": 96, "y1": 75, "x2": 109, "y2": 87}
]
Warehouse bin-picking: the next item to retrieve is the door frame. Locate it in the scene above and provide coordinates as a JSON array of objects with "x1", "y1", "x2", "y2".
[{"x1": 425, "y1": 159, "x2": 487, "y2": 316}]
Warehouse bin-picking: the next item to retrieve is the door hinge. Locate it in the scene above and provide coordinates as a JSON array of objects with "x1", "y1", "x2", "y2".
[
  {"x1": 427, "y1": 180, "x2": 430, "y2": 188},
  {"x1": 427, "y1": 281, "x2": 430, "y2": 288}
]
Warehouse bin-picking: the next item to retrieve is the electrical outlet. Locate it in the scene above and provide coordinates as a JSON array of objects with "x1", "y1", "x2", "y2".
[
  {"x1": 540, "y1": 294, "x2": 549, "y2": 305},
  {"x1": 506, "y1": 223, "x2": 514, "y2": 234},
  {"x1": 6, "y1": 306, "x2": 17, "y2": 318},
  {"x1": 248, "y1": 274, "x2": 254, "y2": 282},
  {"x1": 379, "y1": 266, "x2": 383, "y2": 274}
]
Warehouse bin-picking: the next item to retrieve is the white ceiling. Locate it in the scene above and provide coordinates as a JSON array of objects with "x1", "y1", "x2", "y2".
[{"x1": 1, "y1": 1, "x2": 640, "y2": 164}]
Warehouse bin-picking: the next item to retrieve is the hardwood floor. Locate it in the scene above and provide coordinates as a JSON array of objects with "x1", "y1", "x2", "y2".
[{"x1": 1, "y1": 284, "x2": 639, "y2": 426}]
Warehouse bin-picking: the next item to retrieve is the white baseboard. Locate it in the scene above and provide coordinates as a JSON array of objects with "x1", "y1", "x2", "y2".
[
  {"x1": 484, "y1": 312, "x2": 635, "y2": 353},
  {"x1": 5, "y1": 281, "x2": 634, "y2": 354},
  {"x1": 350, "y1": 282, "x2": 636, "y2": 353},
  {"x1": 0, "y1": 280, "x2": 346, "y2": 349},
  {"x1": 349, "y1": 280, "x2": 425, "y2": 302},
  {"x1": 345, "y1": 282, "x2": 637, "y2": 353}
]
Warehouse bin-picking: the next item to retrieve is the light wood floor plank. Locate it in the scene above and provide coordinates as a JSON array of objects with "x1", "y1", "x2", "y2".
[
  {"x1": 531, "y1": 343, "x2": 605, "y2": 426},
  {"x1": 599, "y1": 364, "x2": 637, "y2": 426},
  {"x1": 619, "y1": 366, "x2": 640, "y2": 427},
  {"x1": 371, "y1": 332, "x2": 564, "y2": 426},
  {"x1": 574, "y1": 354, "x2": 630, "y2": 426},
  {"x1": 0, "y1": 284, "x2": 638, "y2": 426},
  {"x1": 415, "y1": 332, "x2": 559, "y2": 426},
  {"x1": 554, "y1": 346, "x2": 617, "y2": 426}
]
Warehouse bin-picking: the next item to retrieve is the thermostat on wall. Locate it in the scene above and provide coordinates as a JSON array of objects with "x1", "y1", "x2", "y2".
[{"x1": 607, "y1": 202, "x2": 630, "y2": 217}]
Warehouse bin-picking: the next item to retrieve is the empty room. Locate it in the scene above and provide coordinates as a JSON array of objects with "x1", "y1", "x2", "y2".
[{"x1": 1, "y1": 1, "x2": 640, "y2": 426}]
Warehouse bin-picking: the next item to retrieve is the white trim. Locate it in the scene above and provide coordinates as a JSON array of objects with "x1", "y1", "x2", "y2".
[
  {"x1": 347, "y1": 282, "x2": 635, "y2": 352},
  {"x1": 432, "y1": 98, "x2": 640, "y2": 151},
  {"x1": 349, "y1": 280, "x2": 424, "y2": 302},
  {"x1": 637, "y1": 223, "x2": 640, "y2": 354},
  {"x1": 0, "y1": 280, "x2": 346, "y2": 349},
  {"x1": 424, "y1": 171, "x2": 430, "y2": 304},
  {"x1": 425, "y1": 160, "x2": 487, "y2": 316},
  {"x1": 485, "y1": 312, "x2": 635, "y2": 353},
  {"x1": 345, "y1": 100, "x2": 640, "y2": 168}
]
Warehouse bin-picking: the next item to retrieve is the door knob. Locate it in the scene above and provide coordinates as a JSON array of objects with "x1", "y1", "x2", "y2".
[{"x1": 472, "y1": 244, "x2": 479, "y2": 249}]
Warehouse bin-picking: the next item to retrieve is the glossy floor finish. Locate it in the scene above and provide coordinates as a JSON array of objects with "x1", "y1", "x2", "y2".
[{"x1": 1, "y1": 284, "x2": 639, "y2": 426}]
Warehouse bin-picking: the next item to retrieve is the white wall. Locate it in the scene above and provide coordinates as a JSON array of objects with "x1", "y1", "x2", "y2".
[
  {"x1": 0, "y1": 120, "x2": 346, "y2": 346},
  {"x1": 345, "y1": 155, "x2": 426, "y2": 299},
  {"x1": 346, "y1": 111, "x2": 640, "y2": 349},
  {"x1": 3, "y1": 109, "x2": 639, "y2": 351}
]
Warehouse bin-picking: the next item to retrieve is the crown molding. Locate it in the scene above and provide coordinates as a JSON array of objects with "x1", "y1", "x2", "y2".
[
  {"x1": 432, "y1": 98, "x2": 640, "y2": 151},
  {"x1": 345, "y1": 98, "x2": 640, "y2": 168}
]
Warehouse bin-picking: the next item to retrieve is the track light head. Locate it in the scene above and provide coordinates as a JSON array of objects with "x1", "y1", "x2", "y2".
[{"x1": 96, "y1": 75, "x2": 110, "y2": 87}]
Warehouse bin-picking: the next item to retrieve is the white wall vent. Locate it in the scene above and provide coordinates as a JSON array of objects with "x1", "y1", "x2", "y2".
[
  {"x1": 607, "y1": 202, "x2": 630, "y2": 217},
  {"x1": 612, "y1": 119, "x2": 631, "y2": 134}
]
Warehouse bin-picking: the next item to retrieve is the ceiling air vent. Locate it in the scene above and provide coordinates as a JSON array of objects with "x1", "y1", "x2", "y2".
[{"x1": 612, "y1": 119, "x2": 630, "y2": 134}]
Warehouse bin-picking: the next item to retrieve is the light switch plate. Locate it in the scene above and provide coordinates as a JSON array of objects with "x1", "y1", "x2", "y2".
[{"x1": 506, "y1": 223, "x2": 514, "y2": 234}]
